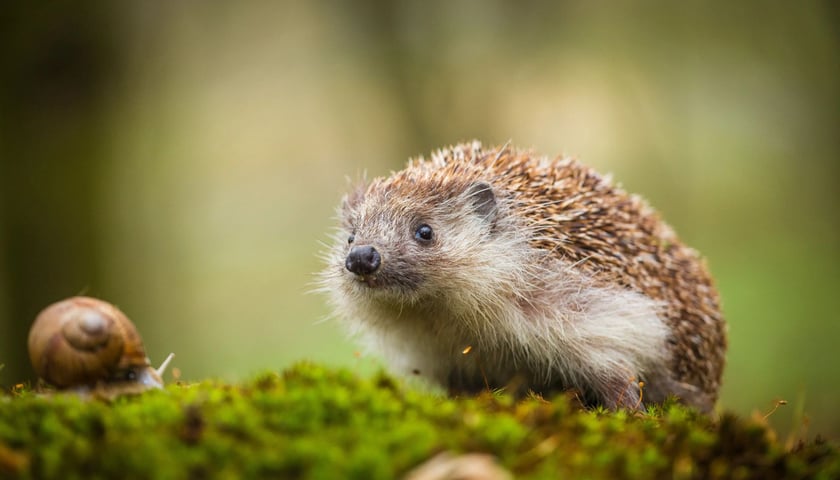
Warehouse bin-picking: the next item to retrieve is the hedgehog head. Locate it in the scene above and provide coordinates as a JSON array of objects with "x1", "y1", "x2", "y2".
[{"x1": 323, "y1": 156, "x2": 532, "y2": 321}]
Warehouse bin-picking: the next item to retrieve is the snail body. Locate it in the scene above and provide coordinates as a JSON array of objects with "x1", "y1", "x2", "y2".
[{"x1": 28, "y1": 296, "x2": 167, "y2": 393}]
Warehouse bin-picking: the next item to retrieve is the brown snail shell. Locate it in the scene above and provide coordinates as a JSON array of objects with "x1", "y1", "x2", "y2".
[{"x1": 28, "y1": 296, "x2": 164, "y2": 391}]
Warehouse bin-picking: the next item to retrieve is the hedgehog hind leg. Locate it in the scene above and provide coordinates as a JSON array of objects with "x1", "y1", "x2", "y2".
[{"x1": 642, "y1": 374, "x2": 716, "y2": 414}]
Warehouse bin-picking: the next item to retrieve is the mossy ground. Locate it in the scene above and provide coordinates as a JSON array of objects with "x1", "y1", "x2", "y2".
[{"x1": 0, "y1": 363, "x2": 837, "y2": 479}]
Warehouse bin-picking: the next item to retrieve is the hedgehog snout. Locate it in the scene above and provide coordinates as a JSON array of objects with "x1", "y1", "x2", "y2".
[{"x1": 345, "y1": 245, "x2": 381, "y2": 276}]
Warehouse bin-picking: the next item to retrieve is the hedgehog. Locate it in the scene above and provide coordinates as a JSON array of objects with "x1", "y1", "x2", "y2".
[{"x1": 321, "y1": 141, "x2": 726, "y2": 413}]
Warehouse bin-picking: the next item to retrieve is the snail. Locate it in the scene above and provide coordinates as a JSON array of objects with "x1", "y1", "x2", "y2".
[{"x1": 27, "y1": 296, "x2": 174, "y2": 395}]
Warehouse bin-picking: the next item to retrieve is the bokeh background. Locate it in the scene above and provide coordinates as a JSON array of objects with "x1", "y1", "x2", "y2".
[{"x1": 1, "y1": 2, "x2": 838, "y2": 438}]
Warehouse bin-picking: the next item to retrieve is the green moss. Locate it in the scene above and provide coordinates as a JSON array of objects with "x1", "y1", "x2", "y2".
[{"x1": 0, "y1": 363, "x2": 837, "y2": 479}]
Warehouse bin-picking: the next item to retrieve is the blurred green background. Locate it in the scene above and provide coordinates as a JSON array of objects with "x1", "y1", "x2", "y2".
[{"x1": 1, "y1": 2, "x2": 838, "y2": 438}]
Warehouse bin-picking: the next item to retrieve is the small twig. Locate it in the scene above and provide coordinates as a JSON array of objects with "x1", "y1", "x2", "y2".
[
  {"x1": 461, "y1": 345, "x2": 491, "y2": 391},
  {"x1": 634, "y1": 381, "x2": 645, "y2": 410},
  {"x1": 156, "y1": 353, "x2": 176, "y2": 377},
  {"x1": 763, "y1": 399, "x2": 788, "y2": 420}
]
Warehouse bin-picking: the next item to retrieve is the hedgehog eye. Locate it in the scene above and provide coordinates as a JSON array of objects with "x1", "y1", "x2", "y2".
[
  {"x1": 414, "y1": 224, "x2": 433, "y2": 243},
  {"x1": 348, "y1": 233, "x2": 355, "y2": 245}
]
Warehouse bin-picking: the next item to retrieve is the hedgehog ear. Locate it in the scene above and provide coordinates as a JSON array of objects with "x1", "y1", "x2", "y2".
[{"x1": 465, "y1": 181, "x2": 497, "y2": 222}]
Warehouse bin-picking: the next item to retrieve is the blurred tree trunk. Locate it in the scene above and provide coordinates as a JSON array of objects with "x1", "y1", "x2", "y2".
[{"x1": 0, "y1": 3, "x2": 118, "y2": 386}]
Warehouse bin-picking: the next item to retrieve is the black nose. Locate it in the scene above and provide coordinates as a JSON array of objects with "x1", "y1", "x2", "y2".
[{"x1": 345, "y1": 245, "x2": 381, "y2": 275}]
